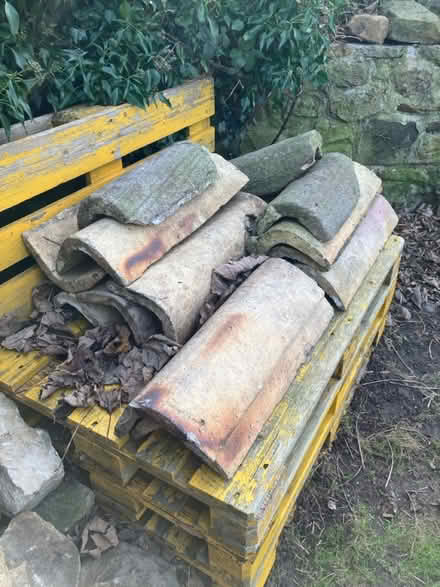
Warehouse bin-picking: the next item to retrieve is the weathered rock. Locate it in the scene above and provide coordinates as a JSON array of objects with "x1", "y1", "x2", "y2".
[
  {"x1": 78, "y1": 141, "x2": 218, "y2": 228},
  {"x1": 0, "y1": 512, "x2": 80, "y2": 587},
  {"x1": 56, "y1": 283, "x2": 160, "y2": 345},
  {"x1": 250, "y1": 162, "x2": 381, "y2": 269},
  {"x1": 300, "y1": 196, "x2": 398, "y2": 310},
  {"x1": 107, "y1": 193, "x2": 266, "y2": 343},
  {"x1": 0, "y1": 394, "x2": 64, "y2": 516},
  {"x1": 56, "y1": 154, "x2": 248, "y2": 286},
  {"x1": 418, "y1": 0, "x2": 440, "y2": 16},
  {"x1": 0, "y1": 550, "x2": 13, "y2": 587},
  {"x1": 132, "y1": 259, "x2": 333, "y2": 479},
  {"x1": 348, "y1": 14, "x2": 389, "y2": 44},
  {"x1": 230, "y1": 130, "x2": 322, "y2": 196},
  {"x1": 23, "y1": 206, "x2": 106, "y2": 293},
  {"x1": 0, "y1": 549, "x2": 29, "y2": 587},
  {"x1": 373, "y1": 163, "x2": 440, "y2": 206},
  {"x1": 256, "y1": 153, "x2": 360, "y2": 242},
  {"x1": 79, "y1": 541, "x2": 180, "y2": 587},
  {"x1": 329, "y1": 81, "x2": 399, "y2": 123},
  {"x1": 0, "y1": 392, "x2": 24, "y2": 436},
  {"x1": 357, "y1": 114, "x2": 420, "y2": 165},
  {"x1": 382, "y1": 0, "x2": 440, "y2": 43},
  {"x1": 34, "y1": 477, "x2": 95, "y2": 535}
]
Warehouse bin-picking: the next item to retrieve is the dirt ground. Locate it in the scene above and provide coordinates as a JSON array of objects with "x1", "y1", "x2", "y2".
[{"x1": 267, "y1": 204, "x2": 440, "y2": 587}]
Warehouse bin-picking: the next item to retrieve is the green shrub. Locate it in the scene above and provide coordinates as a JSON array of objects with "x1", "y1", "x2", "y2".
[{"x1": 1, "y1": 0, "x2": 346, "y2": 155}]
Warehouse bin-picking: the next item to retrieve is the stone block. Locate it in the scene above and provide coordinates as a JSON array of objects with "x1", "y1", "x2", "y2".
[
  {"x1": 34, "y1": 477, "x2": 95, "y2": 535},
  {"x1": 348, "y1": 14, "x2": 390, "y2": 44},
  {"x1": 80, "y1": 541, "x2": 179, "y2": 587},
  {"x1": 382, "y1": 0, "x2": 440, "y2": 43},
  {"x1": 392, "y1": 55, "x2": 440, "y2": 112},
  {"x1": 0, "y1": 512, "x2": 80, "y2": 587},
  {"x1": 328, "y1": 80, "x2": 398, "y2": 122},
  {"x1": 357, "y1": 115, "x2": 420, "y2": 165},
  {"x1": 0, "y1": 394, "x2": 64, "y2": 517}
]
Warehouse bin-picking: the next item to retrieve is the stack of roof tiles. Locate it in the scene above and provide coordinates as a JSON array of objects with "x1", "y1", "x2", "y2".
[{"x1": 21, "y1": 132, "x2": 397, "y2": 479}]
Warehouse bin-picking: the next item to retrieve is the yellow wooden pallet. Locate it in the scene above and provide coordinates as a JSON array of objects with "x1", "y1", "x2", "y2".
[
  {"x1": 80, "y1": 252, "x2": 394, "y2": 586},
  {"x1": 1, "y1": 236, "x2": 403, "y2": 563},
  {"x1": 0, "y1": 75, "x2": 403, "y2": 584}
]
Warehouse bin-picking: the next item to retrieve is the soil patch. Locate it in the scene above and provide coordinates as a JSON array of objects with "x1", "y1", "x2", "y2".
[{"x1": 268, "y1": 204, "x2": 440, "y2": 587}]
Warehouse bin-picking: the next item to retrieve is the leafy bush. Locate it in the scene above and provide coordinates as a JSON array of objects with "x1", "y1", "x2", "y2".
[{"x1": 1, "y1": 0, "x2": 346, "y2": 154}]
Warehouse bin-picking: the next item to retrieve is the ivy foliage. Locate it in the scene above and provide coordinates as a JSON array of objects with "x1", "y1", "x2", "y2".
[{"x1": 1, "y1": 0, "x2": 346, "y2": 154}]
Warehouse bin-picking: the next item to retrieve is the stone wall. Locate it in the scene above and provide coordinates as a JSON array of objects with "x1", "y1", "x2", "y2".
[{"x1": 241, "y1": 7, "x2": 440, "y2": 207}]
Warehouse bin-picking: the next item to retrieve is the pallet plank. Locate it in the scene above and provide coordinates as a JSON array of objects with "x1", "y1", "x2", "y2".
[
  {"x1": 0, "y1": 115, "x2": 215, "y2": 273},
  {"x1": 0, "y1": 266, "x2": 44, "y2": 317},
  {"x1": 0, "y1": 78, "x2": 214, "y2": 213}
]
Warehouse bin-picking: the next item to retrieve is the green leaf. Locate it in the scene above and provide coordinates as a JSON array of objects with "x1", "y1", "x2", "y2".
[
  {"x1": 120, "y1": 0, "x2": 130, "y2": 20},
  {"x1": 197, "y1": 3, "x2": 205, "y2": 23},
  {"x1": 207, "y1": 16, "x2": 219, "y2": 41},
  {"x1": 149, "y1": 69, "x2": 161, "y2": 87},
  {"x1": 4, "y1": 1, "x2": 19, "y2": 36},
  {"x1": 11, "y1": 48, "x2": 27, "y2": 69},
  {"x1": 158, "y1": 92, "x2": 172, "y2": 108},
  {"x1": 231, "y1": 19, "x2": 244, "y2": 31},
  {"x1": 230, "y1": 48, "x2": 246, "y2": 69},
  {"x1": 0, "y1": 112, "x2": 11, "y2": 140},
  {"x1": 104, "y1": 9, "x2": 115, "y2": 23},
  {"x1": 313, "y1": 69, "x2": 328, "y2": 87}
]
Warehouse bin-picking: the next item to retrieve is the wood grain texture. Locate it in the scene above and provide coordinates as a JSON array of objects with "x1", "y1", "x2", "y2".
[
  {"x1": 0, "y1": 80, "x2": 214, "y2": 272},
  {"x1": 0, "y1": 266, "x2": 43, "y2": 317},
  {"x1": 0, "y1": 78, "x2": 214, "y2": 213}
]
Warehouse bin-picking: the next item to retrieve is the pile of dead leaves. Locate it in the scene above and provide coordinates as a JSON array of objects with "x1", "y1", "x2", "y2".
[
  {"x1": 393, "y1": 204, "x2": 440, "y2": 320},
  {"x1": 40, "y1": 326, "x2": 179, "y2": 413},
  {"x1": 0, "y1": 282, "x2": 78, "y2": 355},
  {"x1": 0, "y1": 282, "x2": 180, "y2": 414}
]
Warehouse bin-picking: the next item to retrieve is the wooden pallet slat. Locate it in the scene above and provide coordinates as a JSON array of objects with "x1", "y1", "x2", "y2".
[
  {"x1": 0, "y1": 266, "x2": 44, "y2": 318},
  {"x1": 0, "y1": 78, "x2": 214, "y2": 214}
]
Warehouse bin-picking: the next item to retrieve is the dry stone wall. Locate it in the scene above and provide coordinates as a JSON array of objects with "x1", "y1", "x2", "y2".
[{"x1": 241, "y1": 1, "x2": 440, "y2": 207}]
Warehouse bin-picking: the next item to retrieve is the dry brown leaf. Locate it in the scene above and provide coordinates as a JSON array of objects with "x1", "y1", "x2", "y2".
[{"x1": 80, "y1": 517, "x2": 119, "y2": 559}]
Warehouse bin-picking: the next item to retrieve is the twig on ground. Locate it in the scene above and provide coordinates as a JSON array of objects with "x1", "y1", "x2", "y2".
[
  {"x1": 60, "y1": 407, "x2": 92, "y2": 464},
  {"x1": 385, "y1": 438, "x2": 394, "y2": 489},
  {"x1": 428, "y1": 339, "x2": 434, "y2": 361},
  {"x1": 356, "y1": 416, "x2": 365, "y2": 470},
  {"x1": 406, "y1": 490, "x2": 419, "y2": 557},
  {"x1": 360, "y1": 379, "x2": 440, "y2": 391},
  {"x1": 390, "y1": 340, "x2": 414, "y2": 375}
]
